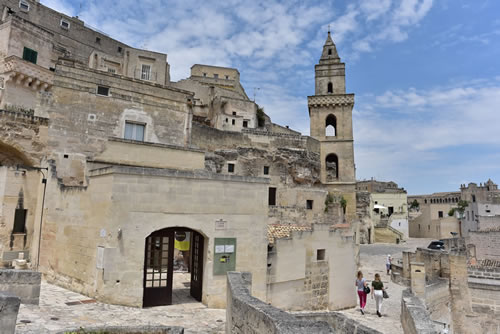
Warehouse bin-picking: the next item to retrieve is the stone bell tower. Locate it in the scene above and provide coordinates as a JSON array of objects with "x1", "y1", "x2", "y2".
[{"x1": 308, "y1": 31, "x2": 356, "y2": 221}]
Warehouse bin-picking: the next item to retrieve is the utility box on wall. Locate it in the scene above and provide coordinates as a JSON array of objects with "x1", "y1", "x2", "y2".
[{"x1": 213, "y1": 238, "x2": 236, "y2": 275}]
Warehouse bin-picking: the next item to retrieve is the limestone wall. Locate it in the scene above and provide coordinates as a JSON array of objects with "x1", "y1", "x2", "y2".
[
  {"x1": 266, "y1": 224, "x2": 356, "y2": 311},
  {"x1": 0, "y1": 291, "x2": 20, "y2": 334},
  {"x1": 0, "y1": 269, "x2": 41, "y2": 304},
  {"x1": 295, "y1": 312, "x2": 383, "y2": 334},
  {"x1": 41, "y1": 165, "x2": 269, "y2": 308},
  {"x1": 226, "y1": 271, "x2": 333, "y2": 334},
  {"x1": 400, "y1": 289, "x2": 439, "y2": 334},
  {"x1": 468, "y1": 265, "x2": 500, "y2": 315},
  {"x1": 468, "y1": 230, "x2": 500, "y2": 260}
]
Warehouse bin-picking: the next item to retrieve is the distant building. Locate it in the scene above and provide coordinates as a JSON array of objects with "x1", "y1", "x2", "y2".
[
  {"x1": 356, "y1": 179, "x2": 407, "y2": 242},
  {"x1": 408, "y1": 192, "x2": 461, "y2": 238},
  {"x1": 460, "y1": 179, "x2": 500, "y2": 236}
]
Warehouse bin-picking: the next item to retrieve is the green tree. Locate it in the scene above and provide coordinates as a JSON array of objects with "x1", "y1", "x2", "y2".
[{"x1": 410, "y1": 199, "x2": 420, "y2": 210}]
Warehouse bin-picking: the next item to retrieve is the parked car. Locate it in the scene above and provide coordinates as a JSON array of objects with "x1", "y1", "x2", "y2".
[{"x1": 427, "y1": 240, "x2": 445, "y2": 250}]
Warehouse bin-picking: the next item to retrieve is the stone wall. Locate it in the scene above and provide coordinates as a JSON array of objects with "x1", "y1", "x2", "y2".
[
  {"x1": 0, "y1": 291, "x2": 20, "y2": 334},
  {"x1": 0, "y1": 269, "x2": 41, "y2": 304},
  {"x1": 400, "y1": 289, "x2": 439, "y2": 334},
  {"x1": 294, "y1": 312, "x2": 382, "y2": 334},
  {"x1": 226, "y1": 271, "x2": 333, "y2": 333},
  {"x1": 468, "y1": 230, "x2": 500, "y2": 261},
  {"x1": 56, "y1": 326, "x2": 184, "y2": 334},
  {"x1": 468, "y1": 265, "x2": 500, "y2": 315}
]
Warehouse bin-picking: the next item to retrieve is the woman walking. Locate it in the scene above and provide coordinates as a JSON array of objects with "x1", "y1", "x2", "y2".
[
  {"x1": 371, "y1": 273, "x2": 385, "y2": 317},
  {"x1": 355, "y1": 271, "x2": 367, "y2": 315}
]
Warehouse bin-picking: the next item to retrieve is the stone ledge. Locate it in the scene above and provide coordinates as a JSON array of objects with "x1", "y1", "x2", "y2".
[{"x1": 56, "y1": 325, "x2": 184, "y2": 334}]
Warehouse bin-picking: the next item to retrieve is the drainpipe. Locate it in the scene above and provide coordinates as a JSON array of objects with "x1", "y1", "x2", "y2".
[{"x1": 35, "y1": 167, "x2": 48, "y2": 271}]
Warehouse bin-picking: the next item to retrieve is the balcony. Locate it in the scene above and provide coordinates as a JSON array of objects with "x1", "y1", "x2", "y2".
[
  {"x1": 134, "y1": 69, "x2": 157, "y2": 82},
  {"x1": 0, "y1": 56, "x2": 53, "y2": 92}
]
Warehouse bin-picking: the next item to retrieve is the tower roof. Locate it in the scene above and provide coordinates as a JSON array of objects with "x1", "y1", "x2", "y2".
[{"x1": 319, "y1": 31, "x2": 341, "y2": 64}]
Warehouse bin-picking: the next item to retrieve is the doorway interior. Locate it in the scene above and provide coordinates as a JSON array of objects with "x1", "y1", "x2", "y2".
[{"x1": 143, "y1": 227, "x2": 204, "y2": 307}]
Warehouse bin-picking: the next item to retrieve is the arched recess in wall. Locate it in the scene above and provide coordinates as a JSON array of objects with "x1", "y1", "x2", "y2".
[
  {"x1": 325, "y1": 153, "x2": 339, "y2": 182},
  {"x1": 0, "y1": 141, "x2": 34, "y2": 167},
  {"x1": 325, "y1": 114, "x2": 336, "y2": 137},
  {"x1": 327, "y1": 82, "x2": 333, "y2": 94}
]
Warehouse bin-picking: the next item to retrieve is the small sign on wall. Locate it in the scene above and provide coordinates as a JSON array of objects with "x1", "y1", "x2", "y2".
[
  {"x1": 96, "y1": 246, "x2": 104, "y2": 269},
  {"x1": 215, "y1": 219, "x2": 227, "y2": 230}
]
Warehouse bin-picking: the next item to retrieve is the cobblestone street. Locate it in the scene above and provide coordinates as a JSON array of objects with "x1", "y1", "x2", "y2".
[
  {"x1": 16, "y1": 273, "x2": 225, "y2": 334},
  {"x1": 16, "y1": 239, "x2": 434, "y2": 334},
  {"x1": 337, "y1": 238, "x2": 434, "y2": 334}
]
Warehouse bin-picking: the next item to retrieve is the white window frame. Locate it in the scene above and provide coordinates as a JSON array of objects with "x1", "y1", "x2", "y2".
[
  {"x1": 141, "y1": 64, "x2": 151, "y2": 81},
  {"x1": 107, "y1": 68, "x2": 116, "y2": 74},
  {"x1": 60, "y1": 19, "x2": 70, "y2": 30},
  {"x1": 124, "y1": 121, "x2": 145, "y2": 142},
  {"x1": 19, "y1": 0, "x2": 29, "y2": 11}
]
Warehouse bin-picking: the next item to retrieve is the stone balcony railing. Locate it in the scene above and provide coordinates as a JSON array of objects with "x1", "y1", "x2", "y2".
[
  {"x1": 307, "y1": 94, "x2": 355, "y2": 107},
  {"x1": 0, "y1": 55, "x2": 54, "y2": 92}
]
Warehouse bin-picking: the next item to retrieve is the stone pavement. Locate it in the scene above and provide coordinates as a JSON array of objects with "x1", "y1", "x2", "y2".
[
  {"x1": 337, "y1": 238, "x2": 434, "y2": 334},
  {"x1": 16, "y1": 272, "x2": 225, "y2": 334}
]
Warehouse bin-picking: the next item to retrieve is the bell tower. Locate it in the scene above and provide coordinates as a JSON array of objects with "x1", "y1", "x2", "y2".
[{"x1": 308, "y1": 31, "x2": 356, "y2": 221}]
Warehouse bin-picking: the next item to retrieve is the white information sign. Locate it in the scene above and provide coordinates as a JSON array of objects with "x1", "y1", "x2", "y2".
[
  {"x1": 225, "y1": 245, "x2": 235, "y2": 253},
  {"x1": 215, "y1": 245, "x2": 225, "y2": 254}
]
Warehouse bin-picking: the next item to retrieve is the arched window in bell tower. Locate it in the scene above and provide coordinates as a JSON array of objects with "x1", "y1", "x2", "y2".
[
  {"x1": 328, "y1": 49, "x2": 332, "y2": 55},
  {"x1": 325, "y1": 114, "x2": 336, "y2": 136},
  {"x1": 325, "y1": 153, "x2": 339, "y2": 181},
  {"x1": 327, "y1": 82, "x2": 333, "y2": 94}
]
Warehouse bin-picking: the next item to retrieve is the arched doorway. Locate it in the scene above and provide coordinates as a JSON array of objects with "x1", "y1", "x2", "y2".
[{"x1": 143, "y1": 227, "x2": 205, "y2": 307}]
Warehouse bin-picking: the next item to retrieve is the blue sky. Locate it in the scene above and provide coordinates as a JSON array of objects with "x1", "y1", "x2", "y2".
[{"x1": 43, "y1": 0, "x2": 500, "y2": 195}]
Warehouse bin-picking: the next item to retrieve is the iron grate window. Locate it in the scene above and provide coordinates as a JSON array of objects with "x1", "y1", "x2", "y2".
[{"x1": 97, "y1": 86, "x2": 109, "y2": 96}]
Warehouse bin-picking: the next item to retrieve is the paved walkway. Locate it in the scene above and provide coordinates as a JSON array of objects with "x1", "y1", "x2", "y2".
[
  {"x1": 16, "y1": 273, "x2": 225, "y2": 334},
  {"x1": 337, "y1": 238, "x2": 434, "y2": 334}
]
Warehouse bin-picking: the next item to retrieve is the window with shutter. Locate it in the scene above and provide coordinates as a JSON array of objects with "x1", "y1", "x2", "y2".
[{"x1": 22, "y1": 47, "x2": 38, "y2": 64}]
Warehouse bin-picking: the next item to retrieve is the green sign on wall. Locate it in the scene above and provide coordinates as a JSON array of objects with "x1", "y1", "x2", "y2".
[{"x1": 213, "y1": 238, "x2": 237, "y2": 275}]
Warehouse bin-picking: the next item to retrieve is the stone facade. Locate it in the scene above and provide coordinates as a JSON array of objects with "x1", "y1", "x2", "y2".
[
  {"x1": 0, "y1": 0, "x2": 359, "y2": 312},
  {"x1": 0, "y1": 269, "x2": 40, "y2": 304},
  {"x1": 408, "y1": 192, "x2": 461, "y2": 238}
]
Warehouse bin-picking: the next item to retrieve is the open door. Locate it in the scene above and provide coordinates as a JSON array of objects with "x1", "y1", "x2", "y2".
[
  {"x1": 190, "y1": 231, "x2": 204, "y2": 301},
  {"x1": 143, "y1": 230, "x2": 174, "y2": 307}
]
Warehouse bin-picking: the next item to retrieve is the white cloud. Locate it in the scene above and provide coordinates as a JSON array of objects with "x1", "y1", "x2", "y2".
[{"x1": 354, "y1": 80, "x2": 500, "y2": 192}]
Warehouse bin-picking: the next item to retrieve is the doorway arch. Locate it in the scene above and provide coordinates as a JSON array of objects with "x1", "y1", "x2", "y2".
[{"x1": 143, "y1": 227, "x2": 205, "y2": 307}]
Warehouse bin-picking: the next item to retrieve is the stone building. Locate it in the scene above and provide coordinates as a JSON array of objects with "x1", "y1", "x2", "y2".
[
  {"x1": 0, "y1": 0, "x2": 358, "y2": 310},
  {"x1": 460, "y1": 179, "x2": 500, "y2": 236},
  {"x1": 356, "y1": 179, "x2": 408, "y2": 242},
  {"x1": 407, "y1": 192, "x2": 461, "y2": 239}
]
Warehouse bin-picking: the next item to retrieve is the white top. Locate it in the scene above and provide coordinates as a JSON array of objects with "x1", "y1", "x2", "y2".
[{"x1": 356, "y1": 278, "x2": 365, "y2": 291}]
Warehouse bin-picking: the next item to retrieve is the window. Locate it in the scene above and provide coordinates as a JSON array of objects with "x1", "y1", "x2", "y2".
[
  {"x1": 203, "y1": 73, "x2": 207, "y2": 77},
  {"x1": 141, "y1": 64, "x2": 152, "y2": 81},
  {"x1": 263, "y1": 166, "x2": 269, "y2": 175},
  {"x1": 306, "y1": 200, "x2": 313, "y2": 210},
  {"x1": 232, "y1": 111, "x2": 237, "y2": 116},
  {"x1": 424, "y1": 199, "x2": 427, "y2": 204},
  {"x1": 225, "y1": 75, "x2": 229, "y2": 79},
  {"x1": 243, "y1": 120, "x2": 248, "y2": 128},
  {"x1": 124, "y1": 122, "x2": 145, "y2": 141},
  {"x1": 327, "y1": 82, "x2": 333, "y2": 93},
  {"x1": 325, "y1": 153, "x2": 339, "y2": 181},
  {"x1": 438, "y1": 211, "x2": 443, "y2": 218},
  {"x1": 418, "y1": 224, "x2": 421, "y2": 231},
  {"x1": 22, "y1": 47, "x2": 38, "y2": 64},
  {"x1": 232, "y1": 119, "x2": 235, "y2": 125},
  {"x1": 486, "y1": 209, "x2": 491, "y2": 213},
  {"x1": 227, "y1": 163, "x2": 235, "y2": 173},
  {"x1": 96, "y1": 86, "x2": 109, "y2": 96},
  {"x1": 428, "y1": 225, "x2": 430, "y2": 231},
  {"x1": 95, "y1": 37, "x2": 101, "y2": 44},
  {"x1": 118, "y1": 46, "x2": 123, "y2": 53},
  {"x1": 214, "y1": 74, "x2": 219, "y2": 79},
  {"x1": 19, "y1": 0, "x2": 29, "y2": 11},
  {"x1": 317, "y1": 249, "x2": 325, "y2": 261},
  {"x1": 225, "y1": 118, "x2": 228, "y2": 123},
  {"x1": 13, "y1": 209, "x2": 27, "y2": 233},
  {"x1": 325, "y1": 114, "x2": 336, "y2": 136},
  {"x1": 60, "y1": 19, "x2": 70, "y2": 30},
  {"x1": 328, "y1": 49, "x2": 332, "y2": 55},
  {"x1": 472, "y1": 195, "x2": 476, "y2": 202},
  {"x1": 108, "y1": 68, "x2": 116, "y2": 74},
  {"x1": 268, "y1": 187, "x2": 276, "y2": 206}
]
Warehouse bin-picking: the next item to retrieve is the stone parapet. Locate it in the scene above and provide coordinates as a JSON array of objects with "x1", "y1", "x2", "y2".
[
  {"x1": 294, "y1": 312, "x2": 383, "y2": 334},
  {"x1": 307, "y1": 94, "x2": 354, "y2": 107},
  {"x1": 226, "y1": 271, "x2": 333, "y2": 333},
  {"x1": 401, "y1": 289, "x2": 439, "y2": 334},
  {"x1": 0, "y1": 269, "x2": 41, "y2": 304},
  {"x1": 0, "y1": 292, "x2": 20, "y2": 334},
  {"x1": 56, "y1": 326, "x2": 184, "y2": 334},
  {"x1": 0, "y1": 108, "x2": 49, "y2": 125}
]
